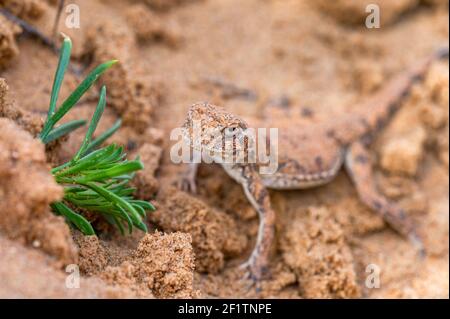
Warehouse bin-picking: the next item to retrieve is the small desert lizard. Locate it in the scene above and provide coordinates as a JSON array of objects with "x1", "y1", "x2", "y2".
[{"x1": 179, "y1": 48, "x2": 449, "y2": 283}]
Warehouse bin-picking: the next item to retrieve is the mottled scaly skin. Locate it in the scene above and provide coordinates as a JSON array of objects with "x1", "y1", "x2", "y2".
[
  {"x1": 259, "y1": 48, "x2": 449, "y2": 189},
  {"x1": 180, "y1": 48, "x2": 449, "y2": 284}
]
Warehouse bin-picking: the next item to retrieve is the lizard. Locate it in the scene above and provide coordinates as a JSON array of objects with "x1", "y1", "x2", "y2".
[{"x1": 178, "y1": 47, "x2": 449, "y2": 283}]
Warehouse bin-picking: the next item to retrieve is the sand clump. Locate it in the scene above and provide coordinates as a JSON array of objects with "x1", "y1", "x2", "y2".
[
  {"x1": 131, "y1": 143, "x2": 162, "y2": 200},
  {"x1": 0, "y1": 235, "x2": 138, "y2": 298},
  {"x1": 105, "y1": 126, "x2": 165, "y2": 155},
  {"x1": 380, "y1": 126, "x2": 427, "y2": 176},
  {"x1": 136, "y1": 0, "x2": 203, "y2": 12},
  {"x1": 0, "y1": 15, "x2": 20, "y2": 70},
  {"x1": 101, "y1": 232, "x2": 197, "y2": 298},
  {"x1": 84, "y1": 20, "x2": 163, "y2": 133},
  {"x1": 125, "y1": 4, "x2": 181, "y2": 48},
  {"x1": 0, "y1": 78, "x2": 43, "y2": 134},
  {"x1": 73, "y1": 234, "x2": 109, "y2": 276},
  {"x1": 281, "y1": 206, "x2": 361, "y2": 298},
  {"x1": 1, "y1": 79, "x2": 77, "y2": 266},
  {"x1": 313, "y1": 0, "x2": 420, "y2": 26},
  {"x1": 420, "y1": 62, "x2": 450, "y2": 168},
  {"x1": 151, "y1": 186, "x2": 248, "y2": 274},
  {"x1": 0, "y1": 0, "x2": 448, "y2": 299},
  {"x1": 0, "y1": 0, "x2": 47, "y2": 20},
  {"x1": 378, "y1": 62, "x2": 449, "y2": 176},
  {"x1": 0, "y1": 115, "x2": 78, "y2": 265}
]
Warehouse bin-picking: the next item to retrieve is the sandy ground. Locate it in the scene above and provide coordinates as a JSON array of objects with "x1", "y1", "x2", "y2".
[{"x1": 0, "y1": 0, "x2": 448, "y2": 298}]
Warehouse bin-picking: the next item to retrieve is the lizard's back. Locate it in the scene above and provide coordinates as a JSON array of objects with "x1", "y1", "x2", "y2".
[{"x1": 249, "y1": 47, "x2": 449, "y2": 189}]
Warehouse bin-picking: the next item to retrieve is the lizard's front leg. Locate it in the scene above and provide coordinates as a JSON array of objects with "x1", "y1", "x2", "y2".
[
  {"x1": 234, "y1": 164, "x2": 276, "y2": 282},
  {"x1": 345, "y1": 141, "x2": 424, "y2": 256},
  {"x1": 176, "y1": 163, "x2": 199, "y2": 193}
]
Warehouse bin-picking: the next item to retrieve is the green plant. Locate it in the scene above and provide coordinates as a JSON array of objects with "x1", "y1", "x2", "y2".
[{"x1": 40, "y1": 36, "x2": 154, "y2": 235}]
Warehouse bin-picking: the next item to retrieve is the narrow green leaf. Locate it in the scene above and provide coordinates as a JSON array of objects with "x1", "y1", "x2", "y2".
[
  {"x1": 133, "y1": 219, "x2": 148, "y2": 233},
  {"x1": 85, "y1": 119, "x2": 122, "y2": 155},
  {"x1": 132, "y1": 204, "x2": 146, "y2": 218},
  {"x1": 82, "y1": 181, "x2": 146, "y2": 232},
  {"x1": 41, "y1": 60, "x2": 118, "y2": 138},
  {"x1": 47, "y1": 36, "x2": 72, "y2": 119},
  {"x1": 54, "y1": 144, "x2": 116, "y2": 177},
  {"x1": 74, "y1": 86, "x2": 107, "y2": 161},
  {"x1": 116, "y1": 205, "x2": 133, "y2": 234},
  {"x1": 75, "y1": 161, "x2": 144, "y2": 183},
  {"x1": 131, "y1": 200, "x2": 155, "y2": 211},
  {"x1": 41, "y1": 119, "x2": 86, "y2": 144},
  {"x1": 65, "y1": 196, "x2": 110, "y2": 207},
  {"x1": 114, "y1": 187, "x2": 136, "y2": 197},
  {"x1": 93, "y1": 146, "x2": 124, "y2": 167},
  {"x1": 51, "y1": 202, "x2": 95, "y2": 235},
  {"x1": 111, "y1": 215, "x2": 125, "y2": 235},
  {"x1": 112, "y1": 174, "x2": 134, "y2": 181}
]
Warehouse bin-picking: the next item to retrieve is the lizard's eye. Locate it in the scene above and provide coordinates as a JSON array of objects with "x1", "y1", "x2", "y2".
[{"x1": 223, "y1": 127, "x2": 239, "y2": 136}]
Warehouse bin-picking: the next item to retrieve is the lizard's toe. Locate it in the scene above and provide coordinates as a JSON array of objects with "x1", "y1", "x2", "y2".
[
  {"x1": 174, "y1": 175, "x2": 197, "y2": 194},
  {"x1": 409, "y1": 232, "x2": 426, "y2": 260},
  {"x1": 238, "y1": 260, "x2": 271, "y2": 294},
  {"x1": 240, "y1": 267, "x2": 262, "y2": 293}
]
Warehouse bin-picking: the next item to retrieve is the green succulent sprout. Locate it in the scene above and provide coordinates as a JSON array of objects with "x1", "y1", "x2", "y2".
[{"x1": 40, "y1": 35, "x2": 154, "y2": 235}]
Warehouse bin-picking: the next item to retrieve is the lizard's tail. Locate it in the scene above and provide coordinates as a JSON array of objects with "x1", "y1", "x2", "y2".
[
  {"x1": 406, "y1": 46, "x2": 449, "y2": 80},
  {"x1": 434, "y1": 46, "x2": 449, "y2": 60},
  {"x1": 333, "y1": 47, "x2": 449, "y2": 144}
]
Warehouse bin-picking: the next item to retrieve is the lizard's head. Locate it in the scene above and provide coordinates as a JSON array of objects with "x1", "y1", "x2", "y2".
[{"x1": 182, "y1": 102, "x2": 249, "y2": 158}]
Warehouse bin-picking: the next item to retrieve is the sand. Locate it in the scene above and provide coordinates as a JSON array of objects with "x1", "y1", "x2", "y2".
[{"x1": 0, "y1": 0, "x2": 448, "y2": 298}]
